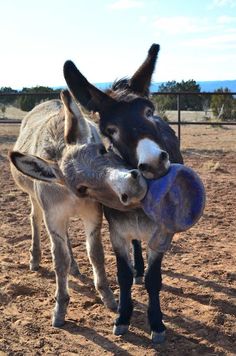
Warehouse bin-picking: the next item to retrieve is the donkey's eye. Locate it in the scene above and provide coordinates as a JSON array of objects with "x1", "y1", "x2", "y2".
[
  {"x1": 106, "y1": 127, "x2": 117, "y2": 137},
  {"x1": 77, "y1": 186, "x2": 88, "y2": 195},
  {"x1": 99, "y1": 146, "x2": 107, "y2": 155},
  {"x1": 145, "y1": 108, "x2": 153, "y2": 118}
]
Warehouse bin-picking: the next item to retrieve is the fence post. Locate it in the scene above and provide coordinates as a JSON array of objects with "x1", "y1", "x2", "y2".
[{"x1": 177, "y1": 93, "x2": 181, "y2": 144}]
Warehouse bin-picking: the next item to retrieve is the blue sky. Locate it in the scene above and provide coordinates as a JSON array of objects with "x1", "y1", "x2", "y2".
[{"x1": 1, "y1": 0, "x2": 236, "y2": 88}]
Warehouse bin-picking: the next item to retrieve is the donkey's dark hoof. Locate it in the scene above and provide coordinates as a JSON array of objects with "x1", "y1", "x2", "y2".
[
  {"x1": 52, "y1": 317, "x2": 65, "y2": 328},
  {"x1": 134, "y1": 276, "x2": 143, "y2": 285},
  {"x1": 30, "y1": 263, "x2": 40, "y2": 271},
  {"x1": 113, "y1": 324, "x2": 129, "y2": 336},
  {"x1": 151, "y1": 330, "x2": 166, "y2": 344}
]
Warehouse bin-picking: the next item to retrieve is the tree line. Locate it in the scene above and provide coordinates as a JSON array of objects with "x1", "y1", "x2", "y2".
[
  {"x1": 1, "y1": 82, "x2": 236, "y2": 121},
  {"x1": 152, "y1": 80, "x2": 236, "y2": 121},
  {"x1": 0, "y1": 86, "x2": 60, "y2": 112}
]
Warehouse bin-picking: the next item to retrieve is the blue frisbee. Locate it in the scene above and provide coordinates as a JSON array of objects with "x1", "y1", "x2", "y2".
[{"x1": 141, "y1": 164, "x2": 206, "y2": 251}]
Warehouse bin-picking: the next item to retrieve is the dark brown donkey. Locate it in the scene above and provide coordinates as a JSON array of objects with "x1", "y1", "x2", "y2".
[
  {"x1": 63, "y1": 44, "x2": 183, "y2": 178},
  {"x1": 63, "y1": 44, "x2": 184, "y2": 343}
]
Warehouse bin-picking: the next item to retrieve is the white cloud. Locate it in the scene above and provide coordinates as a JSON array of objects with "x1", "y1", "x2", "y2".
[
  {"x1": 109, "y1": 0, "x2": 144, "y2": 10},
  {"x1": 139, "y1": 15, "x2": 148, "y2": 24},
  {"x1": 153, "y1": 16, "x2": 210, "y2": 35},
  {"x1": 153, "y1": 15, "x2": 236, "y2": 38},
  {"x1": 210, "y1": 0, "x2": 236, "y2": 8},
  {"x1": 181, "y1": 31, "x2": 236, "y2": 49},
  {"x1": 217, "y1": 15, "x2": 236, "y2": 24}
]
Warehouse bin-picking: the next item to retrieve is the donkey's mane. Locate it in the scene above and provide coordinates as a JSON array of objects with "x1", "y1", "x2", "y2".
[{"x1": 106, "y1": 77, "x2": 150, "y2": 102}]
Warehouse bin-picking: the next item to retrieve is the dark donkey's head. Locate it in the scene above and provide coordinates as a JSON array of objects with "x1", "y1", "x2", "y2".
[{"x1": 64, "y1": 44, "x2": 177, "y2": 179}]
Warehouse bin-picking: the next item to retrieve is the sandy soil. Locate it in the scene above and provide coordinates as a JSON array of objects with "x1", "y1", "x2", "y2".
[
  {"x1": 0, "y1": 124, "x2": 235, "y2": 355},
  {"x1": 165, "y1": 110, "x2": 215, "y2": 122}
]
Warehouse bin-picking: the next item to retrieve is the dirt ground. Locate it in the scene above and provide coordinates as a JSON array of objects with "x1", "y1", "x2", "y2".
[{"x1": 0, "y1": 124, "x2": 235, "y2": 355}]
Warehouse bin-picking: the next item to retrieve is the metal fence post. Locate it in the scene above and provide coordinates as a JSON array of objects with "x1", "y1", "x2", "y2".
[{"x1": 177, "y1": 93, "x2": 181, "y2": 144}]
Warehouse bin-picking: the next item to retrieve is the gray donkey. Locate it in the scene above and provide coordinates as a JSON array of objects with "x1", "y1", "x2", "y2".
[{"x1": 9, "y1": 90, "x2": 147, "y2": 327}]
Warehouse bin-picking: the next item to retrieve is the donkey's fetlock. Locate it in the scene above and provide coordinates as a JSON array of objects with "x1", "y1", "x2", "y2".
[
  {"x1": 29, "y1": 249, "x2": 41, "y2": 271},
  {"x1": 52, "y1": 296, "x2": 70, "y2": 327},
  {"x1": 29, "y1": 255, "x2": 41, "y2": 271},
  {"x1": 100, "y1": 288, "x2": 117, "y2": 311},
  {"x1": 69, "y1": 261, "x2": 81, "y2": 277}
]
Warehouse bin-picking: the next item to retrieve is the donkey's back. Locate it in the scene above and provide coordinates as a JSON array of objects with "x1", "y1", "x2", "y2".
[
  {"x1": 19, "y1": 100, "x2": 63, "y2": 149},
  {"x1": 16, "y1": 99, "x2": 98, "y2": 158}
]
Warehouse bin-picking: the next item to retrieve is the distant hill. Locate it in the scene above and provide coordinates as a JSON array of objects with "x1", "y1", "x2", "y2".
[
  {"x1": 96, "y1": 80, "x2": 236, "y2": 93},
  {"x1": 55, "y1": 80, "x2": 236, "y2": 93},
  {"x1": 197, "y1": 80, "x2": 236, "y2": 92},
  {"x1": 149, "y1": 80, "x2": 236, "y2": 93}
]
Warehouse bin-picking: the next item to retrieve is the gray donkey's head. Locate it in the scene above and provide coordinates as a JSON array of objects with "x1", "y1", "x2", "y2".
[{"x1": 10, "y1": 91, "x2": 147, "y2": 211}]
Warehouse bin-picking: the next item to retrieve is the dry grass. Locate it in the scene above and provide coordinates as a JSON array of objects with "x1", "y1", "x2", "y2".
[{"x1": 0, "y1": 106, "x2": 27, "y2": 120}]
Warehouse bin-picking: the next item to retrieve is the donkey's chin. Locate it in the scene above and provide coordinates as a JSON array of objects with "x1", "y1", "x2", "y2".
[
  {"x1": 142, "y1": 163, "x2": 171, "y2": 179},
  {"x1": 103, "y1": 199, "x2": 141, "y2": 211}
]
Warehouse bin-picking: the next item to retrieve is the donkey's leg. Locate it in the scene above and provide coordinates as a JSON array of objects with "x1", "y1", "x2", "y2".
[
  {"x1": 132, "y1": 240, "x2": 144, "y2": 284},
  {"x1": 29, "y1": 197, "x2": 43, "y2": 271},
  {"x1": 81, "y1": 202, "x2": 116, "y2": 311},
  {"x1": 111, "y1": 234, "x2": 133, "y2": 335},
  {"x1": 66, "y1": 233, "x2": 81, "y2": 277},
  {"x1": 44, "y1": 213, "x2": 71, "y2": 327},
  {"x1": 145, "y1": 250, "x2": 166, "y2": 344}
]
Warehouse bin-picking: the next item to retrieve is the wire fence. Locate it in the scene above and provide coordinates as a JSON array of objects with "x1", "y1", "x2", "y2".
[{"x1": 0, "y1": 91, "x2": 236, "y2": 144}]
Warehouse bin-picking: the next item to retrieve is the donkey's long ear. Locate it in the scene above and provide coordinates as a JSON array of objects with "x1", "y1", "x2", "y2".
[
  {"x1": 61, "y1": 90, "x2": 91, "y2": 145},
  {"x1": 63, "y1": 60, "x2": 115, "y2": 112},
  {"x1": 129, "y1": 44, "x2": 160, "y2": 96},
  {"x1": 9, "y1": 151, "x2": 65, "y2": 185}
]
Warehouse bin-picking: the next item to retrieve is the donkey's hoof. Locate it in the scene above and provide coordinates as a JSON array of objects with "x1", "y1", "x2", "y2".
[
  {"x1": 134, "y1": 276, "x2": 143, "y2": 285},
  {"x1": 103, "y1": 297, "x2": 117, "y2": 312},
  {"x1": 113, "y1": 324, "x2": 129, "y2": 336},
  {"x1": 52, "y1": 316, "x2": 65, "y2": 328},
  {"x1": 151, "y1": 330, "x2": 166, "y2": 344},
  {"x1": 100, "y1": 289, "x2": 117, "y2": 311},
  {"x1": 30, "y1": 263, "x2": 40, "y2": 271}
]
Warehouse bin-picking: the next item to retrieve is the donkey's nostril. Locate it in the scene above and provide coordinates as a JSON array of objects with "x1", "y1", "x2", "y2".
[
  {"x1": 138, "y1": 163, "x2": 149, "y2": 172},
  {"x1": 160, "y1": 151, "x2": 168, "y2": 161},
  {"x1": 121, "y1": 193, "x2": 128, "y2": 203},
  {"x1": 130, "y1": 170, "x2": 139, "y2": 179}
]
